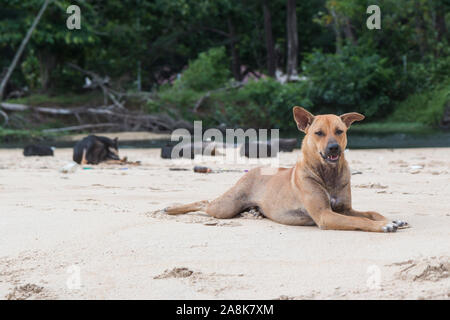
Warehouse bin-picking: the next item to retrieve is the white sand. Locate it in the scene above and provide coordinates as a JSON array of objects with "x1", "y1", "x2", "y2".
[{"x1": 0, "y1": 147, "x2": 449, "y2": 300}]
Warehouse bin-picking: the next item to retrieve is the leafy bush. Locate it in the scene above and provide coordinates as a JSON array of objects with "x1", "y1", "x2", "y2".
[
  {"x1": 0, "y1": 128, "x2": 56, "y2": 144},
  {"x1": 178, "y1": 47, "x2": 231, "y2": 91},
  {"x1": 302, "y1": 45, "x2": 394, "y2": 119},
  {"x1": 146, "y1": 85, "x2": 203, "y2": 120},
  {"x1": 403, "y1": 50, "x2": 450, "y2": 94},
  {"x1": 389, "y1": 82, "x2": 450, "y2": 126},
  {"x1": 21, "y1": 51, "x2": 40, "y2": 90},
  {"x1": 209, "y1": 78, "x2": 312, "y2": 129}
]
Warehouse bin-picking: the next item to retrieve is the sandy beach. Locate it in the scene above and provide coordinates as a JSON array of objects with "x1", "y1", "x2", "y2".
[{"x1": 0, "y1": 146, "x2": 449, "y2": 300}]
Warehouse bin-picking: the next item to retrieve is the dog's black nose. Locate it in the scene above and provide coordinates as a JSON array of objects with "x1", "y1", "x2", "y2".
[{"x1": 326, "y1": 143, "x2": 340, "y2": 154}]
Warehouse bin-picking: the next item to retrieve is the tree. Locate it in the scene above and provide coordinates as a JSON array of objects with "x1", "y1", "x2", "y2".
[
  {"x1": 286, "y1": 0, "x2": 298, "y2": 80},
  {"x1": 0, "y1": 0, "x2": 51, "y2": 100},
  {"x1": 263, "y1": 0, "x2": 276, "y2": 77}
]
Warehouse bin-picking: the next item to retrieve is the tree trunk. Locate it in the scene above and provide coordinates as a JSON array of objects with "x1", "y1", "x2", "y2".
[
  {"x1": 227, "y1": 18, "x2": 241, "y2": 81},
  {"x1": 330, "y1": 7, "x2": 342, "y2": 54},
  {"x1": 435, "y1": 2, "x2": 447, "y2": 42},
  {"x1": 414, "y1": 0, "x2": 428, "y2": 57},
  {"x1": 38, "y1": 49, "x2": 56, "y2": 91},
  {"x1": 343, "y1": 18, "x2": 357, "y2": 45},
  {"x1": 263, "y1": 0, "x2": 276, "y2": 77},
  {"x1": 0, "y1": 0, "x2": 51, "y2": 100},
  {"x1": 286, "y1": 0, "x2": 298, "y2": 80}
]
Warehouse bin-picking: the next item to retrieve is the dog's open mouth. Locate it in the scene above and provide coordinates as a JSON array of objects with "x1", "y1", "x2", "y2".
[
  {"x1": 321, "y1": 152, "x2": 340, "y2": 163},
  {"x1": 327, "y1": 154, "x2": 339, "y2": 162}
]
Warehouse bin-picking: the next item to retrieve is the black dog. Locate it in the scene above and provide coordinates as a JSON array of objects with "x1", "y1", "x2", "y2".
[
  {"x1": 23, "y1": 144, "x2": 54, "y2": 156},
  {"x1": 73, "y1": 135, "x2": 120, "y2": 164}
]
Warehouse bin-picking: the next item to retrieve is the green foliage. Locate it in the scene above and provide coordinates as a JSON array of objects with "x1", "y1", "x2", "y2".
[
  {"x1": 20, "y1": 50, "x2": 40, "y2": 90},
  {"x1": 178, "y1": 47, "x2": 231, "y2": 91},
  {"x1": 146, "y1": 85, "x2": 203, "y2": 120},
  {"x1": 206, "y1": 79, "x2": 312, "y2": 129},
  {"x1": 1, "y1": 0, "x2": 449, "y2": 132},
  {"x1": 6, "y1": 92, "x2": 104, "y2": 107},
  {"x1": 350, "y1": 122, "x2": 435, "y2": 135},
  {"x1": 389, "y1": 82, "x2": 450, "y2": 126},
  {"x1": 0, "y1": 128, "x2": 56, "y2": 143},
  {"x1": 404, "y1": 50, "x2": 450, "y2": 93},
  {"x1": 302, "y1": 45, "x2": 394, "y2": 118}
]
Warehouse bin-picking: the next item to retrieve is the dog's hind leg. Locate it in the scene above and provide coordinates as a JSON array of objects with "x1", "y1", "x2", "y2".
[
  {"x1": 165, "y1": 168, "x2": 260, "y2": 218},
  {"x1": 164, "y1": 188, "x2": 249, "y2": 219},
  {"x1": 165, "y1": 180, "x2": 254, "y2": 219},
  {"x1": 165, "y1": 200, "x2": 209, "y2": 215}
]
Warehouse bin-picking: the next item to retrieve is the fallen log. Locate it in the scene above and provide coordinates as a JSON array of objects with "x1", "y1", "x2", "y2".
[
  {"x1": 1, "y1": 102, "x2": 180, "y2": 132},
  {"x1": 0, "y1": 102, "x2": 86, "y2": 114},
  {"x1": 42, "y1": 123, "x2": 120, "y2": 133},
  {"x1": 0, "y1": 102, "x2": 29, "y2": 111}
]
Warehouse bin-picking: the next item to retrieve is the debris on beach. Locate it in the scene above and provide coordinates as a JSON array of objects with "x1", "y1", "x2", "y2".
[
  {"x1": 154, "y1": 267, "x2": 195, "y2": 279},
  {"x1": 59, "y1": 161, "x2": 79, "y2": 173},
  {"x1": 103, "y1": 156, "x2": 141, "y2": 166},
  {"x1": 354, "y1": 183, "x2": 388, "y2": 189},
  {"x1": 194, "y1": 166, "x2": 212, "y2": 173}
]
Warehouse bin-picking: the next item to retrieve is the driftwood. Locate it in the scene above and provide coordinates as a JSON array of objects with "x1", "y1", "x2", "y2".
[
  {"x1": 42, "y1": 123, "x2": 120, "y2": 133},
  {"x1": 0, "y1": 102, "x2": 179, "y2": 132}
]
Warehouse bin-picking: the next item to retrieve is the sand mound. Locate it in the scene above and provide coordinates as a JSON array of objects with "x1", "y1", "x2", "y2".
[
  {"x1": 6, "y1": 283, "x2": 45, "y2": 300},
  {"x1": 394, "y1": 256, "x2": 449, "y2": 282}
]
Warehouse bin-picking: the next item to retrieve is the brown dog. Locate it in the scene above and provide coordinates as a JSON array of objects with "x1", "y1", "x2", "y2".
[{"x1": 165, "y1": 107, "x2": 409, "y2": 232}]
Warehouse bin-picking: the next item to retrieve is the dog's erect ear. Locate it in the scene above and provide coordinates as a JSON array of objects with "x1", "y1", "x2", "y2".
[
  {"x1": 293, "y1": 106, "x2": 314, "y2": 133},
  {"x1": 113, "y1": 137, "x2": 119, "y2": 147},
  {"x1": 340, "y1": 112, "x2": 365, "y2": 128}
]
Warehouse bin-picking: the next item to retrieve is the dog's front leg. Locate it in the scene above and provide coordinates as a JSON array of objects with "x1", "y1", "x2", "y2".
[
  {"x1": 316, "y1": 210, "x2": 397, "y2": 232},
  {"x1": 344, "y1": 209, "x2": 389, "y2": 222},
  {"x1": 301, "y1": 188, "x2": 398, "y2": 232},
  {"x1": 345, "y1": 209, "x2": 409, "y2": 229}
]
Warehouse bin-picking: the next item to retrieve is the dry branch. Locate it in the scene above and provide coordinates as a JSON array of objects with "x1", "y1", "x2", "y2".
[
  {"x1": 66, "y1": 63, "x2": 126, "y2": 110},
  {"x1": 0, "y1": 109, "x2": 8, "y2": 126}
]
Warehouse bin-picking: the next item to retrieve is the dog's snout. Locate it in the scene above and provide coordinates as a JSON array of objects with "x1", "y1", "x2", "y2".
[{"x1": 326, "y1": 143, "x2": 340, "y2": 154}]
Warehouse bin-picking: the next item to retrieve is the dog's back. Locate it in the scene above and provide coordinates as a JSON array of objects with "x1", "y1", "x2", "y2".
[{"x1": 73, "y1": 135, "x2": 119, "y2": 164}]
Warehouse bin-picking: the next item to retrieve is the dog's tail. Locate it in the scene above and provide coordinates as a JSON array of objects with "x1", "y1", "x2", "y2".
[{"x1": 164, "y1": 200, "x2": 209, "y2": 215}]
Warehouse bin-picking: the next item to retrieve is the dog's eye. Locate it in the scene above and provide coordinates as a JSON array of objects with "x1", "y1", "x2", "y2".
[
  {"x1": 315, "y1": 131, "x2": 324, "y2": 137},
  {"x1": 336, "y1": 129, "x2": 343, "y2": 135}
]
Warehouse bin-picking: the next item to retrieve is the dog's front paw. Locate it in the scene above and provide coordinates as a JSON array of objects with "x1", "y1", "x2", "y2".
[
  {"x1": 392, "y1": 220, "x2": 410, "y2": 229},
  {"x1": 382, "y1": 223, "x2": 398, "y2": 233}
]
